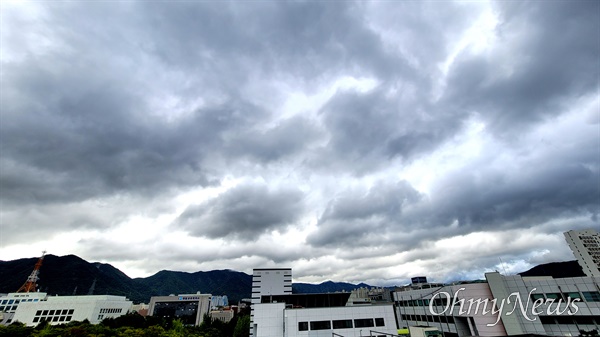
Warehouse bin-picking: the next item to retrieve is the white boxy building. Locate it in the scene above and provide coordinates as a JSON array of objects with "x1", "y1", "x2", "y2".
[
  {"x1": 253, "y1": 301, "x2": 398, "y2": 337},
  {"x1": 250, "y1": 267, "x2": 398, "y2": 337},
  {"x1": 12, "y1": 295, "x2": 132, "y2": 326}
]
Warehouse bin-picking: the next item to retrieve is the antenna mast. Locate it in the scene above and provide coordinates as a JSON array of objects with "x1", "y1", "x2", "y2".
[{"x1": 16, "y1": 251, "x2": 46, "y2": 293}]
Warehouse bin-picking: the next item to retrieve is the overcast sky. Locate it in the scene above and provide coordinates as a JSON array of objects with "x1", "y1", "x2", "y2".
[{"x1": 1, "y1": 1, "x2": 598, "y2": 285}]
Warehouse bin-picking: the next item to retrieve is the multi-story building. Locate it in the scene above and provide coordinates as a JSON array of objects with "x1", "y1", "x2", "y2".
[
  {"x1": 250, "y1": 268, "x2": 398, "y2": 337},
  {"x1": 250, "y1": 268, "x2": 292, "y2": 336},
  {"x1": 147, "y1": 293, "x2": 212, "y2": 326},
  {"x1": 393, "y1": 272, "x2": 600, "y2": 337},
  {"x1": 565, "y1": 229, "x2": 600, "y2": 277},
  {"x1": 11, "y1": 295, "x2": 132, "y2": 326}
]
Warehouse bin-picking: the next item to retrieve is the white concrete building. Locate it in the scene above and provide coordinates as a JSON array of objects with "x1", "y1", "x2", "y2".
[
  {"x1": 11, "y1": 295, "x2": 132, "y2": 326},
  {"x1": 565, "y1": 229, "x2": 600, "y2": 277},
  {"x1": 393, "y1": 272, "x2": 600, "y2": 337},
  {"x1": 253, "y1": 301, "x2": 398, "y2": 337},
  {"x1": 250, "y1": 268, "x2": 292, "y2": 336},
  {"x1": 148, "y1": 293, "x2": 211, "y2": 326},
  {"x1": 250, "y1": 268, "x2": 398, "y2": 337},
  {"x1": 0, "y1": 292, "x2": 48, "y2": 325}
]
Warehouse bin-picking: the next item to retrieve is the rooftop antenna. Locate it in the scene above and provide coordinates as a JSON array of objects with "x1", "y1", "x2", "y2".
[
  {"x1": 16, "y1": 251, "x2": 46, "y2": 293},
  {"x1": 498, "y1": 257, "x2": 508, "y2": 275}
]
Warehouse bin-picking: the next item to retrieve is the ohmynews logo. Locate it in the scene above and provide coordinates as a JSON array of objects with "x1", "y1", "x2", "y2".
[{"x1": 427, "y1": 288, "x2": 581, "y2": 327}]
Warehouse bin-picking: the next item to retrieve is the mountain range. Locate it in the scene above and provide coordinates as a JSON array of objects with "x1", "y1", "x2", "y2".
[
  {"x1": 0, "y1": 255, "x2": 584, "y2": 304},
  {"x1": 0, "y1": 254, "x2": 376, "y2": 304}
]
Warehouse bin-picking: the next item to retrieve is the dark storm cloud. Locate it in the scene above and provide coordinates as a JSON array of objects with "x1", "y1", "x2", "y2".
[
  {"x1": 307, "y1": 181, "x2": 422, "y2": 247},
  {"x1": 225, "y1": 116, "x2": 322, "y2": 163},
  {"x1": 2, "y1": 0, "x2": 598, "y2": 282},
  {"x1": 176, "y1": 182, "x2": 305, "y2": 240},
  {"x1": 442, "y1": 0, "x2": 599, "y2": 136}
]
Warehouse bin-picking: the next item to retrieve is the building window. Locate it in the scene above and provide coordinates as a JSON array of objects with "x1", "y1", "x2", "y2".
[
  {"x1": 575, "y1": 316, "x2": 596, "y2": 325},
  {"x1": 298, "y1": 322, "x2": 308, "y2": 331},
  {"x1": 567, "y1": 292, "x2": 582, "y2": 300},
  {"x1": 555, "y1": 316, "x2": 575, "y2": 325},
  {"x1": 582, "y1": 292, "x2": 600, "y2": 302},
  {"x1": 332, "y1": 319, "x2": 353, "y2": 329},
  {"x1": 530, "y1": 293, "x2": 545, "y2": 301},
  {"x1": 310, "y1": 320, "x2": 331, "y2": 330},
  {"x1": 545, "y1": 293, "x2": 564, "y2": 301},
  {"x1": 354, "y1": 319, "x2": 375, "y2": 328},
  {"x1": 375, "y1": 318, "x2": 385, "y2": 326}
]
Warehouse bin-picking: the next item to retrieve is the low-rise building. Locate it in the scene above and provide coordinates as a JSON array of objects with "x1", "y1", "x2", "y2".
[
  {"x1": 11, "y1": 295, "x2": 132, "y2": 326},
  {"x1": 147, "y1": 293, "x2": 211, "y2": 326},
  {"x1": 210, "y1": 308, "x2": 234, "y2": 323}
]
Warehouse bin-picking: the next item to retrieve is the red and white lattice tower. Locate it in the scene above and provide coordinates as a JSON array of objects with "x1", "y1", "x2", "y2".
[{"x1": 16, "y1": 251, "x2": 46, "y2": 293}]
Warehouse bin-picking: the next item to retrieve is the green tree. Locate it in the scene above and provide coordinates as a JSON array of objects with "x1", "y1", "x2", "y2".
[
  {"x1": 233, "y1": 315, "x2": 250, "y2": 337},
  {"x1": 0, "y1": 322, "x2": 33, "y2": 337}
]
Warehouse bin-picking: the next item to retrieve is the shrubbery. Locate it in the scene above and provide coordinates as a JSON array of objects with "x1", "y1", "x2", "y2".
[{"x1": 0, "y1": 312, "x2": 250, "y2": 337}]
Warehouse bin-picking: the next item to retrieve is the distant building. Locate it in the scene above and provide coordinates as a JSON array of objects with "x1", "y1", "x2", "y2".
[
  {"x1": 564, "y1": 228, "x2": 600, "y2": 277},
  {"x1": 148, "y1": 293, "x2": 211, "y2": 326},
  {"x1": 250, "y1": 268, "x2": 292, "y2": 337},
  {"x1": 210, "y1": 308, "x2": 234, "y2": 323},
  {"x1": 211, "y1": 295, "x2": 228, "y2": 309},
  {"x1": 131, "y1": 303, "x2": 149, "y2": 316},
  {"x1": 11, "y1": 295, "x2": 132, "y2": 326}
]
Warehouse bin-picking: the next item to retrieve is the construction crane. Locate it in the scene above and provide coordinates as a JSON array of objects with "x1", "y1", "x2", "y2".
[{"x1": 16, "y1": 251, "x2": 46, "y2": 293}]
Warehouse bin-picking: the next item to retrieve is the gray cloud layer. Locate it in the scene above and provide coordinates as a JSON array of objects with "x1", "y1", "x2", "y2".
[{"x1": 1, "y1": 0, "x2": 598, "y2": 283}]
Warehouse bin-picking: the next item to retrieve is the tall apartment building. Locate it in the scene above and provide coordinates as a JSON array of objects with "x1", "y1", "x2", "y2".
[
  {"x1": 564, "y1": 229, "x2": 600, "y2": 277},
  {"x1": 250, "y1": 268, "x2": 292, "y2": 337}
]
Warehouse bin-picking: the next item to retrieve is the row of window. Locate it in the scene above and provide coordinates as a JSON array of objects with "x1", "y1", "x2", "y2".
[
  {"x1": 0, "y1": 306, "x2": 17, "y2": 312},
  {"x1": 298, "y1": 318, "x2": 385, "y2": 331},
  {"x1": 0, "y1": 298, "x2": 40, "y2": 305},
  {"x1": 530, "y1": 291, "x2": 600, "y2": 302},
  {"x1": 32, "y1": 315, "x2": 73, "y2": 323},
  {"x1": 35, "y1": 309, "x2": 75, "y2": 316},
  {"x1": 401, "y1": 313, "x2": 456, "y2": 324},
  {"x1": 99, "y1": 308, "x2": 123, "y2": 314},
  {"x1": 539, "y1": 315, "x2": 598, "y2": 325},
  {"x1": 397, "y1": 298, "x2": 449, "y2": 307}
]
